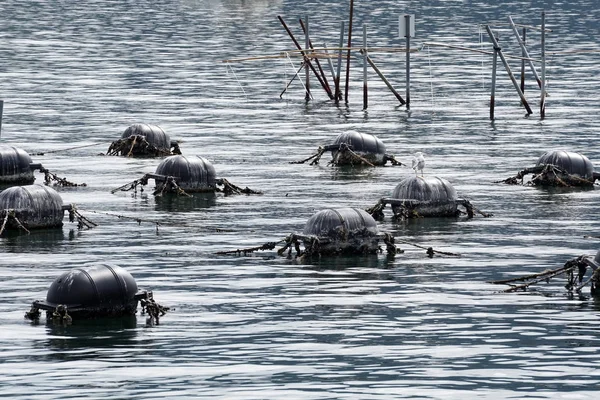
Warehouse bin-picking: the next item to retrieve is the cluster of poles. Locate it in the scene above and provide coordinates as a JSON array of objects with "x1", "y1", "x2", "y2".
[{"x1": 223, "y1": 3, "x2": 555, "y2": 121}]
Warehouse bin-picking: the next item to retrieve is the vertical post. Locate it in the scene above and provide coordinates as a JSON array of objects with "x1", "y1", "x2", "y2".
[
  {"x1": 304, "y1": 15, "x2": 310, "y2": 102},
  {"x1": 335, "y1": 22, "x2": 345, "y2": 103},
  {"x1": 363, "y1": 25, "x2": 368, "y2": 110},
  {"x1": 405, "y1": 15, "x2": 411, "y2": 110},
  {"x1": 490, "y1": 34, "x2": 498, "y2": 120},
  {"x1": 520, "y1": 28, "x2": 526, "y2": 94},
  {"x1": 323, "y1": 44, "x2": 337, "y2": 84},
  {"x1": 0, "y1": 100, "x2": 3, "y2": 139},
  {"x1": 345, "y1": 0, "x2": 354, "y2": 103},
  {"x1": 540, "y1": 11, "x2": 546, "y2": 119}
]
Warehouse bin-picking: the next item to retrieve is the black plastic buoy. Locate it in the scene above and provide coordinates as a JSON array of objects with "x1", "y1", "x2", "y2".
[
  {"x1": 331, "y1": 131, "x2": 387, "y2": 165},
  {"x1": 107, "y1": 123, "x2": 180, "y2": 156},
  {"x1": 301, "y1": 207, "x2": 382, "y2": 254},
  {"x1": 154, "y1": 155, "x2": 216, "y2": 193},
  {"x1": 25, "y1": 264, "x2": 164, "y2": 322},
  {"x1": 0, "y1": 184, "x2": 65, "y2": 229},
  {"x1": 0, "y1": 145, "x2": 39, "y2": 186},
  {"x1": 390, "y1": 176, "x2": 459, "y2": 217},
  {"x1": 536, "y1": 150, "x2": 594, "y2": 181}
]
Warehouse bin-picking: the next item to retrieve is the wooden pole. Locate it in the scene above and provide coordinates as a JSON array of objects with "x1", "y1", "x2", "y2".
[
  {"x1": 0, "y1": 100, "x2": 3, "y2": 139},
  {"x1": 344, "y1": 0, "x2": 354, "y2": 103},
  {"x1": 366, "y1": 56, "x2": 405, "y2": 105},
  {"x1": 405, "y1": 15, "x2": 411, "y2": 110},
  {"x1": 490, "y1": 34, "x2": 498, "y2": 120},
  {"x1": 299, "y1": 18, "x2": 332, "y2": 96},
  {"x1": 277, "y1": 16, "x2": 332, "y2": 99},
  {"x1": 509, "y1": 16, "x2": 541, "y2": 88},
  {"x1": 485, "y1": 25, "x2": 532, "y2": 115},
  {"x1": 304, "y1": 15, "x2": 310, "y2": 101},
  {"x1": 541, "y1": 11, "x2": 546, "y2": 119},
  {"x1": 363, "y1": 25, "x2": 368, "y2": 110},
  {"x1": 335, "y1": 22, "x2": 345, "y2": 103},
  {"x1": 520, "y1": 27, "x2": 526, "y2": 93}
]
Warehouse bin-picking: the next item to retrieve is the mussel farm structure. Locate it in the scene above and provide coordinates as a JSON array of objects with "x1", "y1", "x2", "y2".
[
  {"x1": 368, "y1": 176, "x2": 490, "y2": 220},
  {"x1": 292, "y1": 131, "x2": 402, "y2": 167},
  {"x1": 107, "y1": 124, "x2": 182, "y2": 157},
  {"x1": 25, "y1": 264, "x2": 168, "y2": 324},
  {"x1": 113, "y1": 154, "x2": 261, "y2": 196},
  {"x1": 501, "y1": 150, "x2": 600, "y2": 187},
  {"x1": 0, "y1": 184, "x2": 94, "y2": 235}
]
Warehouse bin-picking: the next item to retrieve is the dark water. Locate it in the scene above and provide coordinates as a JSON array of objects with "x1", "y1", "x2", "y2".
[{"x1": 1, "y1": 0, "x2": 600, "y2": 398}]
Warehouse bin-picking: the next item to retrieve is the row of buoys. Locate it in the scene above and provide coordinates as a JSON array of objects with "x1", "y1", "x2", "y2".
[{"x1": 4, "y1": 124, "x2": 600, "y2": 323}]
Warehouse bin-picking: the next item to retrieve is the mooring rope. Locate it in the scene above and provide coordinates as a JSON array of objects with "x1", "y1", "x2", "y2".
[
  {"x1": 40, "y1": 167, "x2": 86, "y2": 187},
  {"x1": 31, "y1": 142, "x2": 105, "y2": 156},
  {"x1": 0, "y1": 209, "x2": 30, "y2": 236},
  {"x1": 225, "y1": 62, "x2": 248, "y2": 99},
  {"x1": 106, "y1": 135, "x2": 175, "y2": 157},
  {"x1": 498, "y1": 164, "x2": 595, "y2": 187}
]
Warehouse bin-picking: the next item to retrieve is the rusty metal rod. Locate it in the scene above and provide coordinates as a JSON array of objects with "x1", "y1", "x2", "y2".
[
  {"x1": 344, "y1": 0, "x2": 354, "y2": 103},
  {"x1": 277, "y1": 15, "x2": 333, "y2": 100},
  {"x1": 491, "y1": 40, "x2": 498, "y2": 120},
  {"x1": 365, "y1": 55, "x2": 405, "y2": 105},
  {"x1": 335, "y1": 21, "x2": 345, "y2": 103},
  {"x1": 363, "y1": 25, "x2": 368, "y2": 110},
  {"x1": 541, "y1": 10, "x2": 546, "y2": 119},
  {"x1": 299, "y1": 18, "x2": 332, "y2": 97}
]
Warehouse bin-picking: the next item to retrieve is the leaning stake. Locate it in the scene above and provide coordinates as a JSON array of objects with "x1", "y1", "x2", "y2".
[{"x1": 485, "y1": 25, "x2": 532, "y2": 115}]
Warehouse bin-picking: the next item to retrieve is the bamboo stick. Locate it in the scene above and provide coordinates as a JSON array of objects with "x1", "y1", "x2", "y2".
[
  {"x1": 509, "y1": 16, "x2": 541, "y2": 88},
  {"x1": 424, "y1": 42, "x2": 540, "y2": 61}
]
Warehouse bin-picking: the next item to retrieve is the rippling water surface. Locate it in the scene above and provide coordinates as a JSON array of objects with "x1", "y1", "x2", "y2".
[{"x1": 1, "y1": 0, "x2": 600, "y2": 398}]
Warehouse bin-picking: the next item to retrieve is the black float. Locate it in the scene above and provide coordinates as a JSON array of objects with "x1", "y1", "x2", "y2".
[
  {"x1": 24, "y1": 264, "x2": 168, "y2": 324},
  {"x1": 292, "y1": 131, "x2": 402, "y2": 166},
  {"x1": 0, "y1": 184, "x2": 95, "y2": 235},
  {"x1": 500, "y1": 150, "x2": 600, "y2": 187},
  {"x1": 0, "y1": 144, "x2": 81, "y2": 188},
  {"x1": 107, "y1": 123, "x2": 182, "y2": 157},
  {"x1": 367, "y1": 176, "x2": 490, "y2": 219},
  {"x1": 112, "y1": 154, "x2": 261, "y2": 196}
]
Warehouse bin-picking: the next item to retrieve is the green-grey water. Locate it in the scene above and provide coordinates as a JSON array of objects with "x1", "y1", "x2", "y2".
[{"x1": 1, "y1": 0, "x2": 600, "y2": 398}]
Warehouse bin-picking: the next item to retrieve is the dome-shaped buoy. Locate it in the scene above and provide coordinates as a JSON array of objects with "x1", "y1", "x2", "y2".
[
  {"x1": 501, "y1": 150, "x2": 599, "y2": 186},
  {"x1": 25, "y1": 264, "x2": 168, "y2": 323},
  {"x1": 0, "y1": 184, "x2": 65, "y2": 230},
  {"x1": 303, "y1": 207, "x2": 379, "y2": 238},
  {"x1": 0, "y1": 145, "x2": 36, "y2": 186},
  {"x1": 107, "y1": 124, "x2": 181, "y2": 157},
  {"x1": 154, "y1": 155, "x2": 217, "y2": 193},
  {"x1": 366, "y1": 176, "x2": 490, "y2": 220},
  {"x1": 291, "y1": 131, "x2": 401, "y2": 166},
  {"x1": 330, "y1": 131, "x2": 387, "y2": 165},
  {"x1": 277, "y1": 207, "x2": 394, "y2": 256},
  {"x1": 390, "y1": 176, "x2": 459, "y2": 218},
  {"x1": 537, "y1": 150, "x2": 594, "y2": 181}
]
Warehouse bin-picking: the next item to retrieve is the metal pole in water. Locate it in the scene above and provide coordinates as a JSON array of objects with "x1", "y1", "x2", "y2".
[
  {"x1": 366, "y1": 56, "x2": 405, "y2": 105},
  {"x1": 363, "y1": 25, "x2": 368, "y2": 110},
  {"x1": 323, "y1": 44, "x2": 337, "y2": 85},
  {"x1": 0, "y1": 100, "x2": 3, "y2": 139},
  {"x1": 299, "y1": 18, "x2": 332, "y2": 97},
  {"x1": 485, "y1": 25, "x2": 532, "y2": 115},
  {"x1": 520, "y1": 27, "x2": 526, "y2": 94},
  {"x1": 336, "y1": 22, "x2": 345, "y2": 103},
  {"x1": 304, "y1": 15, "x2": 310, "y2": 102},
  {"x1": 508, "y1": 16, "x2": 541, "y2": 88},
  {"x1": 405, "y1": 15, "x2": 411, "y2": 110},
  {"x1": 344, "y1": 0, "x2": 354, "y2": 103},
  {"x1": 541, "y1": 10, "x2": 546, "y2": 119},
  {"x1": 490, "y1": 39, "x2": 498, "y2": 120}
]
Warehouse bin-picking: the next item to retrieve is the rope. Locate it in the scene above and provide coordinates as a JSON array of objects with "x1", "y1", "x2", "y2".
[
  {"x1": 31, "y1": 142, "x2": 105, "y2": 156},
  {"x1": 215, "y1": 240, "x2": 284, "y2": 256},
  {"x1": 140, "y1": 293, "x2": 170, "y2": 325},
  {"x1": 40, "y1": 167, "x2": 86, "y2": 187},
  {"x1": 216, "y1": 178, "x2": 262, "y2": 196},
  {"x1": 67, "y1": 204, "x2": 98, "y2": 230},
  {"x1": 106, "y1": 135, "x2": 176, "y2": 157},
  {"x1": 225, "y1": 62, "x2": 248, "y2": 99}
]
